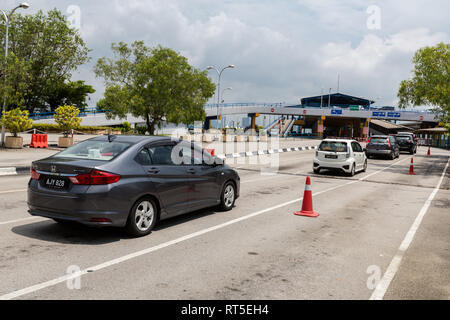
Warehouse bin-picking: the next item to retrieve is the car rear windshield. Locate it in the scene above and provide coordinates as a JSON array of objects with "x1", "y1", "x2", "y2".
[
  {"x1": 396, "y1": 136, "x2": 411, "y2": 141},
  {"x1": 52, "y1": 140, "x2": 132, "y2": 161},
  {"x1": 369, "y1": 138, "x2": 389, "y2": 144},
  {"x1": 319, "y1": 141, "x2": 348, "y2": 152}
]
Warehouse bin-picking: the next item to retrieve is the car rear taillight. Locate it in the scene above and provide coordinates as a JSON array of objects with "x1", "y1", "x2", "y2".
[
  {"x1": 31, "y1": 168, "x2": 40, "y2": 180},
  {"x1": 346, "y1": 147, "x2": 351, "y2": 158},
  {"x1": 367, "y1": 138, "x2": 371, "y2": 144},
  {"x1": 69, "y1": 170, "x2": 121, "y2": 185},
  {"x1": 388, "y1": 138, "x2": 392, "y2": 148}
]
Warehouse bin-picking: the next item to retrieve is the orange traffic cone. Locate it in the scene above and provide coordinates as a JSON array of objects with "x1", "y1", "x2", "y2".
[
  {"x1": 294, "y1": 176, "x2": 319, "y2": 218},
  {"x1": 409, "y1": 158, "x2": 416, "y2": 175},
  {"x1": 427, "y1": 146, "x2": 431, "y2": 157}
]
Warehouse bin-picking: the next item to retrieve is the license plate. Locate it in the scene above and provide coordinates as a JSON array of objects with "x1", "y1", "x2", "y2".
[
  {"x1": 325, "y1": 154, "x2": 338, "y2": 159},
  {"x1": 44, "y1": 177, "x2": 68, "y2": 190}
]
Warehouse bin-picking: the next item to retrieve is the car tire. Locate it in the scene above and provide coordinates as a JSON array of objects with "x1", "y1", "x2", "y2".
[
  {"x1": 363, "y1": 160, "x2": 367, "y2": 172},
  {"x1": 390, "y1": 151, "x2": 395, "y2": 160},
  {"x1": 219, "y1": 181, "x2": 236, "y2": 211},
  {"x1": 313, "y1": 168, "x2": 320, "y2": 174},
  {"x1": 348, "y1": 163, "x2": 356, "y2": 177},
  {"x1": 410, "y1": 149, "x2": 414, "y2": 155},
  {"x1": 125, "y1": 197, "x2": 158, "y2": 237}
]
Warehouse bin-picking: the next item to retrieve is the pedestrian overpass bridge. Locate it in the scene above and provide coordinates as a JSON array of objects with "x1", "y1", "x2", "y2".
[{"x1": 31, "y1": 103, "x2": 438, "y2": 128}]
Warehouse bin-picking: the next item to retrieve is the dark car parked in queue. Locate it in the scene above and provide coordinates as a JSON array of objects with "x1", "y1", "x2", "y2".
[
  {"x1": 395, "y1": 134, "x2": 417, "y2": 154},
  {"x1": 365, "y1": 135, "x2": 400, "y2": 160},
  {"x1": 27, "y1": 135, "x2": 240, "y2": 237}
]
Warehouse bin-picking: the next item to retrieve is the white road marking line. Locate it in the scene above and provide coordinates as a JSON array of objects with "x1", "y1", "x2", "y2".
[
  {"x1": 0, "y1": 156, "x2": 410, "y2": 300},
  {"x1": 369, "y1": 157, "x2": 450, "y2": 300},
  {"x1": 0, "y1": 189, "x2": 27, "y2": 195},
  {"x1": 0, "y1": 217, "x2": 41, "y2": 226}
]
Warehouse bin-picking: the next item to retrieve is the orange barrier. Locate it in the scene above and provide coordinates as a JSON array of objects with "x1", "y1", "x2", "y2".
[
  {"x1": 30, "y1": 134, "x2": 49, "y2": 149},
  {"x1": 427, "y1": 146, "x2": 431, "y2": 157},
  {"x1": 294, "y1": 176, "x2": 319, "y2": 218}
]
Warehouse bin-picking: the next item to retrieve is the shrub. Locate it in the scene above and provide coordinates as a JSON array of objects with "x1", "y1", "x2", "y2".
[
  {"x1": 54, "y1": 105, "x2": 82, "y2": 137},
  {"x1": 135, "y1": 126, "x2": 148, "y2": 135},
  {"x1": 121, "y1": 121, "x2": 132, "y2": 134},
  {"x1": 1, "y1": 108, "x2": 33, "y2": 137}
]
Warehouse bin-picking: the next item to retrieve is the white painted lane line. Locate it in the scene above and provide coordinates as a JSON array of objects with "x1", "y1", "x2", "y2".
[
  {"x1": 0, "y1": 189, "x2": 27, "y2": 195},
  {"x1": 0, "y1": 156, "x2": 407, "y2": 300},
  {"x1": 0, "y1": 217, "x2": 41, "y2": 226},
  {"x1": 359, "y1": 156, "x2": 411, "y2": 181},
  {"x1": 369, "y1": 157, "x2": 450, "y2": 300}
]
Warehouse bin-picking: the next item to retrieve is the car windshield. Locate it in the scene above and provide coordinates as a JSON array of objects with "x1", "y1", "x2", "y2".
[
  {"x1": 319, "y1": 141, "x2": 348, "y2": 152},
  {"x1": 52, "y1": 140, "x2": 132, "y2": 161},
  {"x1": 369, "y1": 138, "x2": 388, "y2": 144}
]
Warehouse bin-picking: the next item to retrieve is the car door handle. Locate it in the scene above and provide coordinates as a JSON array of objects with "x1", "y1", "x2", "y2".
[
  {"x1": 187, "y1": 168, "x2": 196, "y2": 174},
  {"x1": 148, "y1": 168, "x2": 160, "y2": 174}
]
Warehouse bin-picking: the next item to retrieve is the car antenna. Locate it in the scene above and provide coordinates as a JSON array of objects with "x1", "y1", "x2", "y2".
[{"x1": 108, "y1": 134, "x2": 117, "y2": 143}]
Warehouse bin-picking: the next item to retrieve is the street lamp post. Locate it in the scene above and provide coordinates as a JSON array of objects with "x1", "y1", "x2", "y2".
[
  {"x1": 221, "y1": 87, "x2": 232, "y2": 128},
  {"x1": 1, "y1": 2, "x2": 30, "y2": 147},
  {"x1": 206, "y1": 65, "x2": 234, "y2": 130},
  {"x1": 328, "y1": 88, "x2": 332, "y2": 108}
]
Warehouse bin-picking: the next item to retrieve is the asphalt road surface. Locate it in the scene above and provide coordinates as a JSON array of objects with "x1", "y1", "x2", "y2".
[{"x1": 0, "y1": 146, "x2": 448, "y2": 300}]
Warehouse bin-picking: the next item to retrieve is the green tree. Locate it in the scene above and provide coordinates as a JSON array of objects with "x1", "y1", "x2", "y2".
[
  {"x1": 95, "y1": 41, "x2": 215, "y2": 135},
  {"x1": 46, "y1": 81, "x2": 95, "y2": 112},
  {"x1": 0, "y1": 9, "x2": 91, "y2": 112},
  {"x1": 1, "y1": 107, "x2": 33, "y2": 137},
  {"x1": 398, "y1": 42, "x2": 450, "y2": 129},
  {"x1": 54, "y1": 105, "x2": 82, "y2": 137}
]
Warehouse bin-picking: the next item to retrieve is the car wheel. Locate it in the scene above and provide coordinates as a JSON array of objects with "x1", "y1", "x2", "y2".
[
  {"x1": 125, "y1": 197, "x2": 158, "y2": 237},
  {"x1": 219, "y1": 182, "x2": 236, "y2": 211},
  {"x1": 349, "y1": 163, "x2": 355, "y2": 177},
  {"x1": 313, "y1": 168, "x2": 320, "y2": 174},
  {"x1": 410, "y1": 149, "x2": 414, "y2": 155},
  {"x1": 390, "y1": 151, "x2": 395, "y2": 160},
  {"x1": 363, "y1": 160, "x2": 367, "y2": 172}
]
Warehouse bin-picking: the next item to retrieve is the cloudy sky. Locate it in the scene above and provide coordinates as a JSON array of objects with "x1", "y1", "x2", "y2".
[{"x1": 5, "y1": 0, "x2": 450, "y2": 107}]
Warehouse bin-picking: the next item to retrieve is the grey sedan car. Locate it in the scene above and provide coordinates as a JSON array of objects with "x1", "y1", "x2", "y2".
[{"x1": 28, "y1": 135, "x2": 240, "y2": 237}]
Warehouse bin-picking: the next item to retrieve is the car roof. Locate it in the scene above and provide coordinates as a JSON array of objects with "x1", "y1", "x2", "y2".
[
  {"x1": 90, "y1": 135, "x2": 171, "y2": 144},
  {"x1": 322, "y1": 139, "x2": 355, "y2": 143}
]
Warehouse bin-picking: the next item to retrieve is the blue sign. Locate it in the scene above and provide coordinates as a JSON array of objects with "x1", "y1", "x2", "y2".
[
  {"x1": 372, "y1": 111, "x2": 386, "y2": 117},
  {"x1": 331, "y1": 109, "x2": 343, "y2": 115},
  {"x1": 388, "y1": 112, "x2": 401, "y2": 118}
]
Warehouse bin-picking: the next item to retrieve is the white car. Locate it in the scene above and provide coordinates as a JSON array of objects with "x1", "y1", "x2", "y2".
[{"x1": 313, "y1": 139, "x2": 367, "y2": 176}]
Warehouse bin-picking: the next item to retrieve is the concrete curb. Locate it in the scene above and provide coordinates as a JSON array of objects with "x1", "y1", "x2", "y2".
[
  {"x1": 0, "y1": 145, "x2": 319, "y2": 177},
  {"x1": 216, "y1": 145, "x2": 318, "y2": 160},
  {"x1": 0, "y1": 166, "x2": 31, "y2": 177}
]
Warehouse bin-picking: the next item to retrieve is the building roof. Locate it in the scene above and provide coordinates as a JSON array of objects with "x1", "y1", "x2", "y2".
[
  {"x1": 370, "y1": 119, "x2": 413, "y2": 130},
  {"x1": 416, "y1": 127, "x2": 448, "y2": 133},
  {"x1": 301, "y1": 92, "x2": 375, "y2": 106}
]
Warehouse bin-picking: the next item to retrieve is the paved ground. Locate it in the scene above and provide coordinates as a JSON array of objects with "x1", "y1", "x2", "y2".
[{"x1": 0, "y1": 146, "x2": 448, "y2": 300}]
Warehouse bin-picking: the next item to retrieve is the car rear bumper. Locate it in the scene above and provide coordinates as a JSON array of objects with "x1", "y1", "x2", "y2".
[
  {"x1": 27, "y1": 187, "x2": 129, "y2": 227},
  {"x1": 313, "y1": 158, "x2": 353, "y2": 173},
  {"x1": 366, "y1": 149, "x2": 392, "y2": 156}
]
